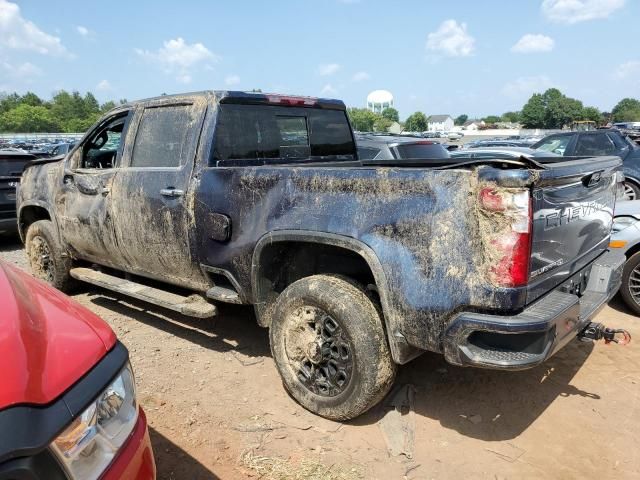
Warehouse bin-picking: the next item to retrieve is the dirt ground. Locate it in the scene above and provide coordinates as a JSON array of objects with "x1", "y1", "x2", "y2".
[{"x1": 2, "y1": 237, "x2": 639, "y2": 479}]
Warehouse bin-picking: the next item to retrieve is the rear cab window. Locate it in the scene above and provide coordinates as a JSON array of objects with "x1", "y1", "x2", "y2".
[{"x1": 212, "y1": 104, "x2": 356, "y2": 164}]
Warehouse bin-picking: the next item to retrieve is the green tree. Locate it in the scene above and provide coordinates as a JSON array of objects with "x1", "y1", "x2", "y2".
[
  {"x1": 520, "y1": 89, "x2": 584, "y2": 129},
  {"x1": 543, "y1": 88, "x2": 583, "y2": 129},
  {"x1": 100, "y1": 100, "x2": 117, "y2": 112},
  {"x1": 483, "y1": 115, "x2": 502, "y2": 124},
  {"x1": 501, "y1": 111, "x2": 520, "y2": 123},
  {"x1": 20, "y1": 92, "x2": 43, "y2": 107},
  {"x1": 454, "y1": 114, "x2": 468, "y2": 126},
  {"x1": 521, "y1": 93, "x2": 546, "y2": 128},
  {"x1": 347, "y1": 107, "x2": 379, "y2": 131},
  {"x1": 581, "y1": 106, "x2": 602, "y2": 123},
  {"x1": 0, "y1": 92, "x2": 21, "y2": 114},
  {"x1": 0, "y1": 104, "x2": 61, "y2": 132},
  {"x1": 373, "y1": 116, "x2": 393, "y2": 132},
  {"x1": 612, "y1": 98, "x2": 640, "y2": 122},
  {"x1": 404, "y1": 112, "x2": 428, "y2": 132},
  {"x1": 381, "y1": 107, "x2": 399, "y2": 122}
]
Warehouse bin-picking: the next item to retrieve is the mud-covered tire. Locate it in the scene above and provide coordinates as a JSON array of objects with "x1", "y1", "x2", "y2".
[
  {"x1": 620, "y1": 251, "x2": 640, "y2": 316},
  {"x1": 269, "y1": 274, "x2": 396, "y2": 420},
  {"x1": 25, "y1": 220, "x2": 75, "y2": 292}
]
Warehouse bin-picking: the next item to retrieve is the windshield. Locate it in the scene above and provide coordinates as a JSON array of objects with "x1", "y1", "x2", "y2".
[{"x1": 395, "y1": 143, "x2": 450, "y2": 159}]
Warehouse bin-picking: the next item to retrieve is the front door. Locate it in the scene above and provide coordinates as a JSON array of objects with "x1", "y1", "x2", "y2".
[
  {"x1": 58, "y1": 111, "x2": 132, "y2": 266},
  {"x1": 110, "y1": 99, "x2": 207, "y2": 288}
]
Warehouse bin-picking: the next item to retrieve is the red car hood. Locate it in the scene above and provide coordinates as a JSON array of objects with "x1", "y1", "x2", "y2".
[{"x1": 0, "y1": 262, "x2": 116, "y2": 409}]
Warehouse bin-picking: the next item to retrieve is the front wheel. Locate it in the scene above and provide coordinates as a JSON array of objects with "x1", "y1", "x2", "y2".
[
  {"x1": 269, "y1": 275, "x2": 396, "y2": 420},
  {"x1": 25, "y1": 220, "x2": 75, "y2": 292},
  {"x1": 620, "y1": 251, "x2": 640, "y2": 316}
]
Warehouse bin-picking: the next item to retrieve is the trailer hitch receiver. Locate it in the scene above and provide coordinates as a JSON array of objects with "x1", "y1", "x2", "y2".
[{"x1": 578, "y1": 322, "x2": 632, "y2": 345}]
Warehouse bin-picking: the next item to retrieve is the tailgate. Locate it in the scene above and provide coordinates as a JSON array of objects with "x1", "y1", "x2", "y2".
[{"x1": 527, "y1": 156, "x2": 620, "y2": 303}]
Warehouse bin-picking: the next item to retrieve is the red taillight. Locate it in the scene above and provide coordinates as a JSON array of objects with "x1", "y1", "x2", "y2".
[
  {"x1": 266, "y1": 95, "x2": 317, "y2": 106},
  {"x1": 479, "y1": 187, "x2": 532, "y2": 288}
]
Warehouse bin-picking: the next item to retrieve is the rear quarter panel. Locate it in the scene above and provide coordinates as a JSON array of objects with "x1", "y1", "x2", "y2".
[{"x1": 194, "y1": 166, "x2": 504, "y2": 353}]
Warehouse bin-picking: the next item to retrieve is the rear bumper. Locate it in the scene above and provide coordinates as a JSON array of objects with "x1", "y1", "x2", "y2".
[
  {"x1": 101, "y1": 408, "x2": 156, "y2": 480},
  {"x1": 444, "y1": 249, "x2": 625, "y2": 369}
]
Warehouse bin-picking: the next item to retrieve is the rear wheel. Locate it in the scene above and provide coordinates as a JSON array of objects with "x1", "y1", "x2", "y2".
[
  {"x1": 620, "y1": 251, "x2": 640, "y2": 316},
  {"x1": 25, "y1": 220, "x2": 75, "y2": 292},
  {"x1": 623, "y1": 181, "x2": 640, "y2": 201},
  {"x1": 269, "y1": 275, "x2": 396, "y2": 420}
]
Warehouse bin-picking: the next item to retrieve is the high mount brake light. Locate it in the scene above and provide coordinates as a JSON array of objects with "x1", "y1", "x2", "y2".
[
  {"x1": 478, "y1": 187, "x2": 532, "y2": 288},
  {"x1": 266, "y1": 95, "x2": 317, "y2": 106}
]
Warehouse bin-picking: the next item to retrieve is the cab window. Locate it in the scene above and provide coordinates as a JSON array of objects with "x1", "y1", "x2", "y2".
[{"x1": 80, "y1": 114, "x2": 129, "y2": 169}]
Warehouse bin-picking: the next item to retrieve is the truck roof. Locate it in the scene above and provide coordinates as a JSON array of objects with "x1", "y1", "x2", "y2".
[{"x1": 119, "y1": 90, "x2": 347, "y2": 111}]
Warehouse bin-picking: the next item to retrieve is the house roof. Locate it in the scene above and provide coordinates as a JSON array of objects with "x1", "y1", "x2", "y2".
[
  {"x1": 463, "y1": 120, "x2": 481, "y2": 126},
  {"x1": 428, "y1": 115, "x2": 452, "y2": 123}
]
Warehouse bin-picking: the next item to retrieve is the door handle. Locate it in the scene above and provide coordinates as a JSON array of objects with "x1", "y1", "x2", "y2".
[{"x1": 160, "y1": 188, "x2": 184, "y2": 197}]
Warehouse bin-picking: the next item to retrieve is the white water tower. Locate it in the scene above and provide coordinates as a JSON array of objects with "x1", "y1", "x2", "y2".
[{"x1": 366, "y1": 90, "x2": 394, "y2": 114}]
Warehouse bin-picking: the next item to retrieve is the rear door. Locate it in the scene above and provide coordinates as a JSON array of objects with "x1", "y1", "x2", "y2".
[{"x1": 110, "y1": 98, "x2": 207, "y2": 286}]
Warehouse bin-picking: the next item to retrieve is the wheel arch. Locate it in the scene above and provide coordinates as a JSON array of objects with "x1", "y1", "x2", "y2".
[
  {"x1": 251, "y1": 230, "x2": 410, "y2": 363},
  {"x1": 18, "y1": 202, "x2": 57, "y2": 243}
]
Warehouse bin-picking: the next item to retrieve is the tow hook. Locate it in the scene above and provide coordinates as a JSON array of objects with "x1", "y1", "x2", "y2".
[{"x1": 578, "y1": 322, "x2": 632, "y2": 345}]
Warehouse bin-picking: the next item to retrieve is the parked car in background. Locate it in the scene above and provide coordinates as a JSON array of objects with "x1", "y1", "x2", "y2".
[
  {"x1": 356, "y1": 133, "x2": 451, "y2": 160},
  {"x1": 0, "y1": 151, "x2": 36, "y2": 235},
  {"x1": 0, "y1": 260, "x2": 155, "y2": 479},
  {"x1": 49, "y1": 142, "x2": 76, "y2": 157},
  {"x1": 467, "y1": 139, "x2": 532, "y2": 148},
  {"x1": 531, "y1": 129, "x2": 640, "y2": 199},
  {"x1": 446, "y1": 131, "x2": 464, "y2": 141},
  {"x1": 610, "y1": 200, "x2": 640, "y2": 315},
  {"x1": 451, "y1": 146, "x2": 561, "y2": 161}
]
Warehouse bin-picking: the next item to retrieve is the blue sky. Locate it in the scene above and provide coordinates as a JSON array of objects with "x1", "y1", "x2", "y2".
[{"x1": 1, "y1": 0, "x2": 638, "y2": 119}]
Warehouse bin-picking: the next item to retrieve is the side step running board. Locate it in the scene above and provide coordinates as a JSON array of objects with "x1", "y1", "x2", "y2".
[{"x1": 70, "y1": 267, "x2": 217, "y2": 318}]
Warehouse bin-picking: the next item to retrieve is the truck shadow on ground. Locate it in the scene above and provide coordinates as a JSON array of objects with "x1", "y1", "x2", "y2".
[
  {"x1": 354, "y1": 340, "x2": 597, "y2": 441},
  {"x1": 149, "y1": 427, "x2": 219, "y2": 480},
  {"x1": 89, "y1": 289, "x2": 598, "y2": 442},
  {"x1": 89, "y1": 292, "x2": 270, "y2": 358}
]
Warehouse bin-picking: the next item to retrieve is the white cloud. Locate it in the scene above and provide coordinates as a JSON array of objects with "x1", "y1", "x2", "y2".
[
  {"x1": 176, "y1": 74, "x2": 192, "y2": 84},
  {"x1": 76, "y1": 25, "x2": 89, "y2": 36},
  {"x1": 426, "y1": 19, "x2": 475, "y2": 57},
  {"x1": 511, "y1": 34, "x2": 555, "y2": 53},
  {"x1": 318, "y1": 63, "x2": 340, "y2": 76},
  {"x1": 1, "y1": 60, "x2": 42, "y2": 79},
  {"x1": 320, "y1": 84, "x2": 337, "y2": 96},
  {"x1": 225, "y1": 74, "x2": 240, "y2": 86},
  {"x1": 0, "y1": 0, "x2": 70, "y2": 56},
  {"x1": 135, "y1": 37, "x2": 219, "y2": 83},
  {"x1": 502, "y1": 75, "x2": 555, "y2": 98},
  {"x1": 615, "y1": 60, "x2": 640, "y2": 79},
  {"x1": 352, "y1": 71, "x2": 370, "y2": 82},
  {"x1": 96, "y1": 79, "x2": 112, "y2": 91},
  {"x1": 542, "y1": 0, "x2": 625, "y2": 24}
]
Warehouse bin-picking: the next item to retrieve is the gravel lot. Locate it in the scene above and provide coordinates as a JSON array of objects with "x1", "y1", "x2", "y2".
[{"x1": 2, "y1": 237, "x2": 639, "y2": 479}]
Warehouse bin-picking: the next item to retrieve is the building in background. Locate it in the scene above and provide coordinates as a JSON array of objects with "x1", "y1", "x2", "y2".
[
  {"x1": 427, "y1": 115, "x2": 454, "y2": 132},
  {"x1": 367, "y1": 90, "x2": 394, "y2": 114}
]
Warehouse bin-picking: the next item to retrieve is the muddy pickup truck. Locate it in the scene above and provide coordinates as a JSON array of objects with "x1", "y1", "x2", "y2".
[{"x1": 17, "y1": 91, "x2": 628, "y2": 420}]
